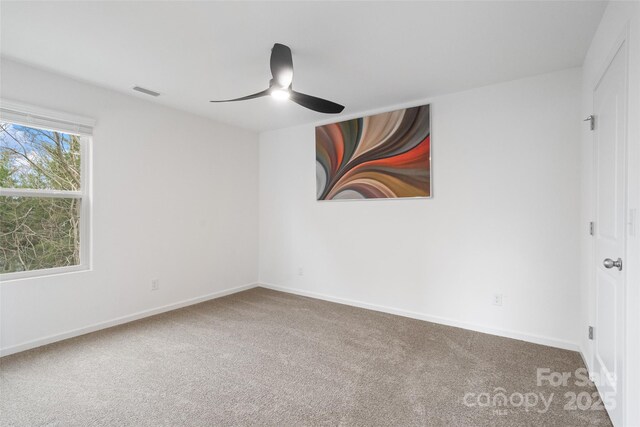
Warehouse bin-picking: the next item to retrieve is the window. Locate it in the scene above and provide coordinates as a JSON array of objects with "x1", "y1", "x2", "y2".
[{"x1": 0, "y1": 102, "x2": 93, "y2": 279}]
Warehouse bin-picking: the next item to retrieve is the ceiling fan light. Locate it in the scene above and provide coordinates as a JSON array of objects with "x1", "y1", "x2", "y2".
[
  {"x1": 276, "y1": 70, "x2": 293, "y2": 87},
  {"x1": 271, "y1": 88, "x2": 290, "y2": 100}
]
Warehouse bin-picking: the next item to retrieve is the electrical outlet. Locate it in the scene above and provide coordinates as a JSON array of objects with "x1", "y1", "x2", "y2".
[
  {"x1": 298, "y1": 267, "x2": 304, "y2": 276},
  {"x1": 151, "y1": 279, "x2": 160, "y2": 291},
  {"x1": 492, "y1": 293, "x2": 503, "y2": 306}
]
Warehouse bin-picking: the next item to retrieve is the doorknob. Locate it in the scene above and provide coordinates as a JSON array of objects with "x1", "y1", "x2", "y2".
[{"x1": 603, "y1": 258, "x2": 623, "y2": 271}]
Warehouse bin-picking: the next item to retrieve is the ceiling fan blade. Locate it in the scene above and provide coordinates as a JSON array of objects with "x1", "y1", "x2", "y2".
[
  {"x1": 270, "y1": 43, "x2": 294, "y2": 87},
  {"x1": 290, "y1": 90, "x2": 344, "y2": 114},
  {"x1": 210, "y1": 89, "x2": 269, "y2": 103}
]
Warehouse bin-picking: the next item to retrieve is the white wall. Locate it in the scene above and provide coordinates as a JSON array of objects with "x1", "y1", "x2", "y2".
[
  {"x1": 0, "y1": 59, "x2": 259, "y2": 355},
  {"x1": 259, "y1": 68, "x2": 582, "y2": 350},
  {"x1": 579, "y1": 2, "x2": 640, "y2": 425}
]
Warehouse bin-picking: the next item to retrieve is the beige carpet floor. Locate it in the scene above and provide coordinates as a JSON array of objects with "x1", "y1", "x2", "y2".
[{"x1": 1, "y1": 287, "x2": 612, "y2": 426}]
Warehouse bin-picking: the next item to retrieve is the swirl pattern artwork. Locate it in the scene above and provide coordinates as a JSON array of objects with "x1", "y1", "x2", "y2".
[{"x1": 316, "y1": 104, "x2": 431, "y2": 200}]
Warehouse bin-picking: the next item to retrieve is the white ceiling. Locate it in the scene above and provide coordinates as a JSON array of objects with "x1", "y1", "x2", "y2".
[{"x1": 1, "y1": 1, "x2": 606, "y2": 132}]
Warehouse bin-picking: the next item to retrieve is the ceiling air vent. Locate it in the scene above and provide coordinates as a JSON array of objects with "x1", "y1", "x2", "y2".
[{"x1": 133, "y1": 86, "x2": 160, "y2": 97}]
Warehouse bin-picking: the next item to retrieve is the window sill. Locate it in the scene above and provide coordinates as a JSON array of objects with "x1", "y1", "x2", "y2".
[{"x1": 0, "y1": 264, "x2": 90, "y2": 283}]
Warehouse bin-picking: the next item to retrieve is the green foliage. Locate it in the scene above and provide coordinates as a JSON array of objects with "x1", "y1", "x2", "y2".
[{"x1": 0, "y1": 124, "x2": 82, "y2": 274}]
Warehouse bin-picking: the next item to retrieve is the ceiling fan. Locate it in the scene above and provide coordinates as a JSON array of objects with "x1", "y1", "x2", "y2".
[{"x1": 210, "y1": 43, "x2": 345, "y2": 114}]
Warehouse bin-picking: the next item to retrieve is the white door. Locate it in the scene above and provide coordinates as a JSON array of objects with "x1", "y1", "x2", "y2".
[{"x1": 593, "y1": 40, "x2": 627, "y2": 427}]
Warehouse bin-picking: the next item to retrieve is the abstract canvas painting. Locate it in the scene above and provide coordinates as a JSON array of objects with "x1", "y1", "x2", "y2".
[{"x1": 316, "y1": 104, "x2": 431, "y2": 200}]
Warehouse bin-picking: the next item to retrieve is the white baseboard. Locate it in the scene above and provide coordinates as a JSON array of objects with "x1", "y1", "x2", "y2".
[
  {"x1": 2, "y1": 282, "x2": 580, "y2": 357},
  {"x1": 0, "y1": 282, "x2": 259, "y2": 357},
  {"x1": 579, "y1": 344, "x2": 593, "y2": 373},
  {"x1": 259, "y1": 282, "x2": 580, "y2": 352}
]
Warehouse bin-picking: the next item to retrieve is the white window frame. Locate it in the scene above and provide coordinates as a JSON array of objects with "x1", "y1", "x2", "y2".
[{"x1": 0, "y1": 100, "x2": 94, "y2": 281}]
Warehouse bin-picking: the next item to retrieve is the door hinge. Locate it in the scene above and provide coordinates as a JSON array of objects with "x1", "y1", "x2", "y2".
[
  {"x1": 584, "y1": 115, "x2": 595, "y2": 131},
  {"x1": 589, "y1": 326, "x2": 594, "y2": 340},
  {"x1": 589, "y1": 221, "x2": 595, "y2": 236}
]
